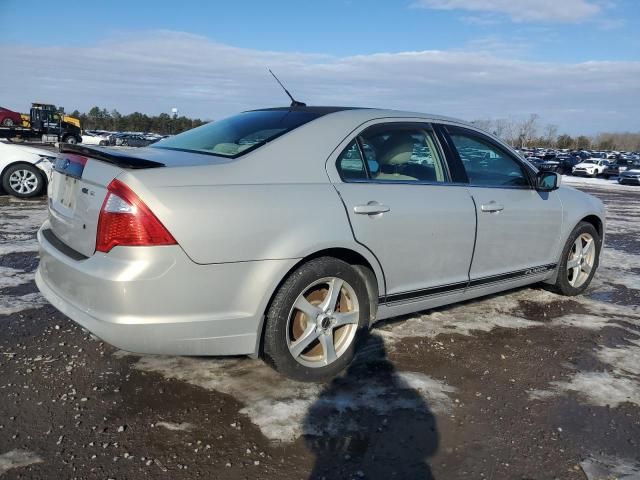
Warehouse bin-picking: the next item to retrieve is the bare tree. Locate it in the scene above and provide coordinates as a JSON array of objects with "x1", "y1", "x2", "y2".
[
  {"x1": 517, "y1": 114, "x2": 539, "y2": 148},
  {"x1": 472, "y1": 114, "x2": 640, "y2": 151},
  {"x1": 542, "y1": 124, "x2": 558, "y2": 147}
]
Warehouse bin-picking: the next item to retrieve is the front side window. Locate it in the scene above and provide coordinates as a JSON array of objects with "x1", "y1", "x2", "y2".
[
  {"x1": 449, "y1": 131, "x2": 530, "y2": 187},
  {"x1": 336, "y1": 126, "x2": 447, "y2": 183},
  {"x1": 153, "y1": 110, "x2": 323, "y2": 158}
]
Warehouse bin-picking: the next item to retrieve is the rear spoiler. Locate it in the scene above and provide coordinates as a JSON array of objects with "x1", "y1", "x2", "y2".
[{"x1": 59, "y1": 144, "x2": 165, "y2": 169}]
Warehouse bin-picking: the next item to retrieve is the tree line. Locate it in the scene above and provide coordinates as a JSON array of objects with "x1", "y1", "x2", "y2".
[
  {"x1": 472, "y1": 114, "x2": 640, "y2": 151},
  {"x1": 68, "y1": 107, "x2": 207, "y2": 135},
  {"x1": 67, "y1": 107, "x2": 639, "y2": 150}
]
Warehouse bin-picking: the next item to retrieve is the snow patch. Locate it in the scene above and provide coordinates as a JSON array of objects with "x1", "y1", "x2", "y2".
[
  {"x1": 530, "y1": 372, "x2": 640, "y2": 407},
  {"x1": 0, "y1": 241, "x2": 39, "y2": 256},
  {"x1": 0, "y1": 200, "x2": 47, "y2": 315},
  {"x1": 155, "y1": 421, "x2": 194, "y2": 432},
  {"x1": 551, "y1": 314, "x2": 620, "y2": 331},
  {"x1": 581, "y1": 455, "x2": 640, "y2": 480},
  {"x1": 0, "y1": 292, "x2": 46, "y2": 316},
  {"x1": 378, "y1": 288, "x2": 551, "y2": 344},
  {"x1": 598, "y1": 338, "x2": 640, "y2": 377},
  {"x1": 561, "y1": 175, "x2": 640, "y2": 192},
  {"x1": 127, "y1": 354, "x2": 455, "y2": 443},
  {"x1": 0, "y1": 266, "x2": 34, "y2": 289},
  {"x1": 597, "y1": 248, "x2": 640, "y2": 290},
  {"x1": 0, "y1": 450, "x2": 42, "y2": 475}
]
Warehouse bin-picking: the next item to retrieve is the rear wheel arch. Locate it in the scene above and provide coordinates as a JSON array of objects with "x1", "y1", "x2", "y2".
[
  {"x1": 1, "y1": 161, "x2": 44, "y2": 180},
  {"x1": 256, "y1": 247, "x2": 382, "y2": 358}
]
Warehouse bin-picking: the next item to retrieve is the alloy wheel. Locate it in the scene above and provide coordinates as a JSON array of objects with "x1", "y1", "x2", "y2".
[
  {"x1": 286, "y1": 277, "x2": 359, "y2": 368},
  {"x1": 566, "y1": 233, "x2": 596, "y2": 288},
  {"x1": 9, "y1": 169, "x2": 39, "y2": 195}
]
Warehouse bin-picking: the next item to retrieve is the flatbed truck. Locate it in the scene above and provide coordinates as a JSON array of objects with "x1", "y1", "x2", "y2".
[{"x1": 0, "y1": 103, "x2": 82, "y2": 144}]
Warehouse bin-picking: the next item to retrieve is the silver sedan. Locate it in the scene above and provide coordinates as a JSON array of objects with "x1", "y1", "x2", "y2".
[{"x1": 36, "y1": 107, "x2": 605, "y2": 381}]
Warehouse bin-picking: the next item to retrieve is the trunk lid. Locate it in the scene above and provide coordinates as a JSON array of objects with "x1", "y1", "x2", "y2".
[{"x1": 47, "y1": 146, "x2": 165, "y2": 257}]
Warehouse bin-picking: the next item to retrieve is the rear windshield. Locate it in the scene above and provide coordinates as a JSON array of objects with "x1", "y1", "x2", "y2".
[{"x1": 153, "y1": 110, "x2": 322, "y2": 158}]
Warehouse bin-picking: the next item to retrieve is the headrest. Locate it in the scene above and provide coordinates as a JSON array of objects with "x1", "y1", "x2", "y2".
[{"x1": 378, "y1": 134, "x2": 415, "y2": 166}]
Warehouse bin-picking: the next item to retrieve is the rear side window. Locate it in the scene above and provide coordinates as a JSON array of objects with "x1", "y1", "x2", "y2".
[
  {"x1": 337, "y1": 142, "x2": 368, "y2": 180},
  {"x1": 153, "y1": 110, "x2": 323, "y2": 158},
  {"x1": 336, "y1": 127, "x2": 448, "y2": 183},
  {"x1": 449, "y1": 131, "x2": 530, "y2": 187}
]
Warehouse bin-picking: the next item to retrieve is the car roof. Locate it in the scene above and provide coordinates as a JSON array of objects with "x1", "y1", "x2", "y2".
[{"x1": 250, "y1": 106, "x2": 474, "y2": 128}]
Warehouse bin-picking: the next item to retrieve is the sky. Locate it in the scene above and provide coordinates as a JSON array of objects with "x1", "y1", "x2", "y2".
[{"x1": 0, "y1": 0, "x2": 638, "y2": 134}]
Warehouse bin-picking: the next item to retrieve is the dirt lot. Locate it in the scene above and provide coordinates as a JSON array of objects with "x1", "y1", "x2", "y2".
[{"x1": 0, "y1": 178, "x2": 639, "y2": 479}]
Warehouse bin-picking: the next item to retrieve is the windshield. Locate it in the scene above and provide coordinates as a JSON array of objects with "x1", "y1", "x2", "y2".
[
  {"x1": 583, "y1": 160, "x2": 597, "y2": 164},
  {"x1": 153, "y1": 110, "x2": 323, "y2": 158}
]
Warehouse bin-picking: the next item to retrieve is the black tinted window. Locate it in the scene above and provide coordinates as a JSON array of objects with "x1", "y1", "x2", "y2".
[
  {"x1": 450, "y1": 132, "x2": 529, "y2": 187},
  {"x1": 153, "y1": 110, "x2": 322, "y2": 158}
]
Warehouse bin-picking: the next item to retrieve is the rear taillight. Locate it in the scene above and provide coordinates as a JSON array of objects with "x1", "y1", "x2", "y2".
[{"x1": 96, "y1": 179, "x2": 176, "y2": 253}]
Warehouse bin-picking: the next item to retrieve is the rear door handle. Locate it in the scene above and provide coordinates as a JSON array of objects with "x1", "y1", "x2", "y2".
[
  {"x1": 354, "y1": 203, "x2": 390, "y2": 215},
  {"x1": 480, "y1": 202, "x2": 504, "y2": 213}
]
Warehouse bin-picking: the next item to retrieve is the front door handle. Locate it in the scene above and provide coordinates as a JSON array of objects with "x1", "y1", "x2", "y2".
[
  {"x1": 354, "y1": 203, "x2": 391, "y2": 215},
  {"x1": 480, "y1": 201, "x2": 504, "y2": 213}
]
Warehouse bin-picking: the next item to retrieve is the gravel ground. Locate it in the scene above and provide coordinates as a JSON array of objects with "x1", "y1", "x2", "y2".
[{"x1": 0, "y1": 179, "x2": 639, "y2": 479}]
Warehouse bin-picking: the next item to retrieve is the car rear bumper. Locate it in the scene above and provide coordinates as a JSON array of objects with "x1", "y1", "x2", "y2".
[{"x1": 36, "y1": 221, "x2": 298, "y2": 356}]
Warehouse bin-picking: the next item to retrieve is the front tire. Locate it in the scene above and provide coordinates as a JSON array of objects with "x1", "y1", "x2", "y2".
[
  {"x1": 2, "y1": 118, "x2": 15, "y2": 126},
  {"x1": 1, "y1": 164, "x2": 45, "y2": 198},
  {"x1": 550, "y1": 222, "x2": 601, "y2": 296},
  {"x1": 263, "y1": 257, "x2": 370, "y2": 382}
]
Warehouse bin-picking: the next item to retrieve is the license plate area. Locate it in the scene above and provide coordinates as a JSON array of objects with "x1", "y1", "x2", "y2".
[{"x1": 52, "y1": 174, "x2": 79, "y2": 217}]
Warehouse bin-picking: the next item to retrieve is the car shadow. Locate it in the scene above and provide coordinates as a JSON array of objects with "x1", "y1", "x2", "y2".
[{"x1": 303, "y1": 334, "x2": 439, "y2": 479}]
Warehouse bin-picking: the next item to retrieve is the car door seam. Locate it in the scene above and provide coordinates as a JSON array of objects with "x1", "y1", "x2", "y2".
[
  {"x1": 466, "y1": 192, "x2": 479, "y2": 293},
  {"x1": 330, "y1": 184, "x2": 388, "y2": 299}
]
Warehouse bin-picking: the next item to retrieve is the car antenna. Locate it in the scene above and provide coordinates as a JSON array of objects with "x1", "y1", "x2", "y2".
[{"x1": 268, "y1": 69, "x2": 306, "y2": 107}]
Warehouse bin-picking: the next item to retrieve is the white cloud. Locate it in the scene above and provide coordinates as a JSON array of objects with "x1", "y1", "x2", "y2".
[
  {"x1": 412, "y1": 0, "x2": 601, "y2": 22},
  {"x1": 0, "y1": 30, "x2": 638, "y2": 134}
]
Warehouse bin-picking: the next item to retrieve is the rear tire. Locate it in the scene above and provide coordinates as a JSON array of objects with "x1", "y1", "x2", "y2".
[
  {"x1": 1, "y1": 164, "x2": 45, "y2": 198},
  {"x1": 549, "y1": 222, "x2": 601, "y2": 296},
  {"x1": 263, "y1": 257, "x2": 370, "y2": 382}
]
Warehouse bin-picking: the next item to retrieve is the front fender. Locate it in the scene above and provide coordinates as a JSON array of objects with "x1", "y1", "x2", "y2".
[{"x1": 556, "y1": 185, "x2": 606, "y2": 255}]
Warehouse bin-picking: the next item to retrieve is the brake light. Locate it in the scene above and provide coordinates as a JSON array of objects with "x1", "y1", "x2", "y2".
[{"x1": 96, "y1": 179, "x2": 176, "y2": 253}]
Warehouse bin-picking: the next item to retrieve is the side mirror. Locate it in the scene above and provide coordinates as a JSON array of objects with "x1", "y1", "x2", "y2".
[{"x1": 536, "y1": 171, "x2": 560, "y2": 191}]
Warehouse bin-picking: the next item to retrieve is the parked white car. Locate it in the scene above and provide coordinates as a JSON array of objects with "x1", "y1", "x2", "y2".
[
  {"x1": 81, "y1": 131, "x2": 113, "y2": 146},
  {"x1": 572, "y1": 159, "x2": 609, "y2": 177},
  {"x1": 81, "y1": 132, "x2": 104, "y2": 146},
  {"x1": 0, "y1": 141, "x2": 57, "y2": 198}
]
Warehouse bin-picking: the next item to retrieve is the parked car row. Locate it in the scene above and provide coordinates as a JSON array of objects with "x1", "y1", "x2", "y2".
[
  {"x1": 81, "y1": 130, "x2": 166, "y2": 147},
  {"x1": 516, "y1": 147, "x2": 640, "y2": 182}
]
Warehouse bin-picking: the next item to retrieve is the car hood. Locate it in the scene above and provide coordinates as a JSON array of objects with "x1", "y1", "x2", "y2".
[
  {"x1": 574, "y1": 163, "x2": 598, "y2": 168},
  {"x1": 621, "y1": 169, "x2": 640, "y2": 175}
]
